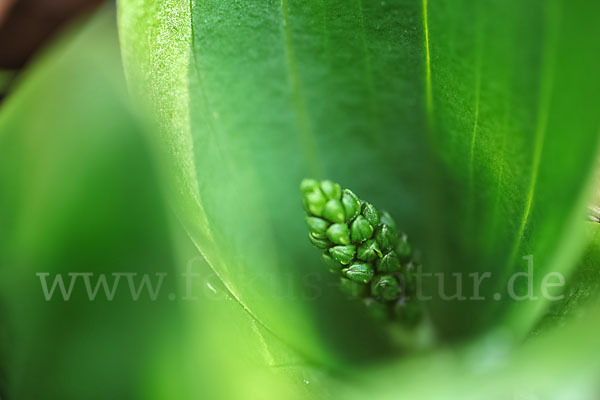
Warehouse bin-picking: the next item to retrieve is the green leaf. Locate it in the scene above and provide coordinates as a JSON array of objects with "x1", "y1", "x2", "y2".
[
  {"x1": 119, "y1": 0, "x2": 424, "y2": 365},
  {"x1": 532, "y1": 222, "x2": 600, "y2": 334},
  {"x1": 118, "y1": 0, "x2": 600, "y2": 371},
  {"x1": 0, "y1": 8, "x2": 182, "y2": 398},
  {"x1": 0, "y1": 8, "x2": 337, "y2": 399},
  {"x1": 1, "y1": 0, "x2": 600, "y2": 397},
  {"x1": 341, "y1": 302, "x2": 600, "y2": 399},
  {"x1": 422, "y1": 0, "x2": 600, "y2": 338}
]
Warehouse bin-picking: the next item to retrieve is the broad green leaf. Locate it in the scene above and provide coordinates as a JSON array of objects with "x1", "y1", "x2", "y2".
[
  {"x1": 422, "y1": 0, "x2": 600, "y2": 338},
  {"x1": 119, "y1": 0, "x2": 428, "y2": 366},
  {"x1": 118, "y1": 0, "x2": 600, "y2": 357}
]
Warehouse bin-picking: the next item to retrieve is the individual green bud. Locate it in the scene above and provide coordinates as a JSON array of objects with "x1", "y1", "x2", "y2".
[
  {"x1": 362, "y1": 202, "x2": 380, "y2": 226},
  {"x1": 396, "y1": 233, "x2": 412, "y2": 261},
  {"x1": 371, "y1": 274, "x2": 402, "y2": 301},
  {"x1": 326, "y1": 223, "x2": 350, "y2": 245},
  {"x1": 320, "y1": 180, "x2": 341, "y2": 200},
  {"x1": 329, "y1": 245, "x2": 356, "y2": 265},
  {"x1": 306, "y1": 216, "x2": 329, "y2": 239},
  {"x1": 350, "y1": 215, "x2": 374, "y2": 243},
  {"x1": 340, "y1": 277, "x2": 368, "y2": 297},
  {"x1": 379, "y1": 210, "x2": 397, "y2": 230},
  {"x1": 322, "y1": 253, "x2": 343, "y2": 271},
  {"x1": 363, "y1": 297, "x2": 390, "y2": 320},
  {"x1": 341, "y1": 189, "x2": 361, "y2": 221},
  {"x1": 343, "y1": 262, "x2": 374, "y2": 284},
  {"x1": 300, "y1": 178, "x2": 320, "y2": 194},
  {"x1": 323, "y1": 199, "x2": 345, "y2": 223},
  {"x1": 357, "y1": 239, "x2": 383, "y2": 262},
  {"x1": 376, "y1": 224, "x2": 397, "y2": 250},
  {"x1": 301, "y1": 198, "x2": 311, "y2": 214},
  {"x1": 305, "y1": 189, "x2": 327, "y2": 216},
  {"x1": 308, "y1": 233, "x2": 330, "y2": 249},
  {"x1": 377, "y1": 251, "x2": 402, "y2": 272}
]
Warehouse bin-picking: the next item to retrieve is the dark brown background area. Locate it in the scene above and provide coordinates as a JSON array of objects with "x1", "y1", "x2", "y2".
[{"x1": 0, "y1": 0, "x2": 105, "y2": 69}]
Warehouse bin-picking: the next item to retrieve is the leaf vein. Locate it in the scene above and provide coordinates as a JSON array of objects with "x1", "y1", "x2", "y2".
[
  {"x1": 421, "y1": 0, "x2": 433, "y2": 125},
  {"x1": 506, "y1": 2, "x2": 561, "y2": 269},
  {"x1": 280, "y1": 0, "x2": 324, "y2": 177}
]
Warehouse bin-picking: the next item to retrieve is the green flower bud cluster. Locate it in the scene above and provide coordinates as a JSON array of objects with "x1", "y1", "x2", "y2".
[{"x1": 301, "y1": 179, "x2": 421, "y2": 325}]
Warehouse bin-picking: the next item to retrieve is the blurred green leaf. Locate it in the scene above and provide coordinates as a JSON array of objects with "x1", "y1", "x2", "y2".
[
  {"x1": 0, "y1": 7, "x2": 182, "y2": 399},
  {"x1": 341, "y1": 297, "x2": 600, "y2": 400},
  {"x1": 532, "y1": 222, "x2": 600, "y2": 334},
  {"x1": 0, "y1": 7, "x2": 344, "y2": 399},
  {"x1": 339, "y1": 223, "x2": 600, "y2": 400}
]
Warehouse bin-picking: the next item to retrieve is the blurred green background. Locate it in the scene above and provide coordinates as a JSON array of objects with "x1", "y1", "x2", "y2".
[
  {"x1": 1, "y1": 1, "x2": 600, "y2": 399},
  {"x1": 0, "y1": 5, "x2": 342, "y2": 399}
]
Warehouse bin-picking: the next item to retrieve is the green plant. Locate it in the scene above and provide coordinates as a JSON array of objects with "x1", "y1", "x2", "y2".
[
  {"x1": 0, "y1": 0, "x2": 600, "y2": 399},
  {"x1": 301, "y1": 178, "x2": 421, "y2": 324},
  {"x1": 115, "y1": 0, "x2": 600, "y2": 396}
]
